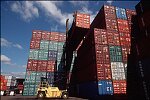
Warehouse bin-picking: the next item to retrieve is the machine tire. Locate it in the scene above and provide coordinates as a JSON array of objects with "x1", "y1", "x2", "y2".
[
  {"x1": 61, "y1": 91, "x2": 68, "y2": 99},
  {"x1": 37, "y1": 92, "x2": 46, "y2": 99}
]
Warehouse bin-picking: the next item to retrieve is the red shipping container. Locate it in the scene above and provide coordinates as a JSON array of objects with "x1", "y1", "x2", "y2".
[
  {"x1": 104, "y1": 5, "x2": 116, "y2": 19},
  {"x1": 119, "y1": 32, "x2": 131, "y2": 46},
  {"x1": 97, "y1": 64, "x2": 112, "y2": 80},
  {"x1": 94, "y1": 28, "x2": 108, "y2": 45},
  {"x1": 126, "y1": 9, "x2": 136, "y2": 21},
  {"x1": 32, "y1": 30, "x2": 42, "y2": 40},
  {"x1": 106, "y1": 18, "x2": 118, "y2": 31},
  {"x1": 1, "y1": 85, "x2": 7, "y2": 91},
  {"x1": 50, "y1": 32, "x2": 59, "y2": 41},
  {"x1": 30, "y1": 39, "x2": 40, "y2": 49},
  {"x1": 117, "y1": 19, "x2": 130, "y2": 33},
  {"x1": 107, "y1": 30, "x2": 120, "y2": 46},
  {"x1": 122, "y1": 46, "x2": 130, "y2": 62},
  {"x1": 95, "y1": 44, "x2": 110, "y2": 64},
  {"x1": 27, "y1": 60, "x2": 38, "y2": 71},
  {"x1": 37, "y1": 60, "x2": 47, "y2": 71},
  {"x1": 41, "y1": 31, "x2": 51, "y2": 40},
  {"x1": 113, "y1": 80, "x2": 126, "y2": 94},
  {"x1": 104, "y1": 6, "x2": 118, "y2": 31},
  {"x1": 58, "y1": 34, "x2": 66, "y2": 42},
  {"x1": 75, "y1": 12, "x2": 90, "y2": 29},
  {"x1": 47, "y1": 60, "x2": 55, "y2": 72}
]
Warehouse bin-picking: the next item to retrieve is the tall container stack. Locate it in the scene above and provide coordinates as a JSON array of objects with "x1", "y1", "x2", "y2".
[
  {"x1": 69, "y1": 5, "x2": 136, "y2": 98},
  {"x1": 23, "y1": 30, "x2": 66, "y2": 96},
  {"x1": 0, "y1": 75, "x2": 7, "y2": 91}
]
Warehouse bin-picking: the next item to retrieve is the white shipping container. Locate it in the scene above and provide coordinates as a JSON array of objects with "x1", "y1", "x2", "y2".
[
  {"x1": 111, "y1": 62, "x2": 126, "y2": 80},
  {"x1": 5, "y1": 75, "x2": 16, "y2": 86}
]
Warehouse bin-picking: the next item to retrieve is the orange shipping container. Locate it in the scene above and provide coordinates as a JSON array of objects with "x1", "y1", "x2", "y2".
[
  {"x1": 117, "y1": 19, "x2": 129, "y2": 33},
  {"x1": 74, "y1": 12, "x2": 90, "y2": 29},
  {"x1": 113, "y1": 80, "x2": 126, "y2": 94},
  {"x1": 32, "y1": 30, "x2": 42, "y2": 40},
  {"x1": 50, "y1": 32, "x2": 59, "y2": 41}
]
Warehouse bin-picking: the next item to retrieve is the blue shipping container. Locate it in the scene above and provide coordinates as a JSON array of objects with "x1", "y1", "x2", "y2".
[
  {"x1": 98, "y1": 80, "x2": 113, "y2": 95},
  {"x1": 47, "y1": 72, "x2": 54, "y2": 85},
  {"x1": 48, "y1": 50, "x2": 57, "y2": 60},
  {"x1": 116, "y1": 7, "x2": 127, "y2": 20}
]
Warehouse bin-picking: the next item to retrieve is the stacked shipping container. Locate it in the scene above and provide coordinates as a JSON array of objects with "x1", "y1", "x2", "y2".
[
  {"x1": 0, "y1": 75, "x2": 7, "y2": 91},
  {"x1": 4, "y1": 75, "x2": 16, "y2": 89},
  {"x1": 23, "y1": 30, "x2": 66, "y2": 95},
  {"x1": 70, "y1": 5, "x2": 136, "y2": 98}
]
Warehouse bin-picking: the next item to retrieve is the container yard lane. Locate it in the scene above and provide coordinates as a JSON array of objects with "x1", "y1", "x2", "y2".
[{"x1": 1, "y1": 94, "x2": 88, "y2": 100}]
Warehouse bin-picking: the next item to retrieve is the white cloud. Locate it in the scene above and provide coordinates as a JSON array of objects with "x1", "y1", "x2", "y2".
[
  {"x1": 11, "y1": 1, "x2": 39, "y2": 22},
  {"x1": 1, "y1": 55, "x2": 11, "y2": 64},
  {"x1": 69, "y1": 1, "x2": 89, "y2": 7},
  {"x1": 1, "y1": 38, "x2": 12, "y2": 47},
  {"x1": 36, "y1": 1, "x2": 73, "y2": 26},
  {"x1": 79, "y1": 7, "x2": 97, "y2": 24},
  {"x1": 1, "y1": 38, "x2": 23, "y2": 49},
  {"x1": 106, "y1": 0, "x2": 113, "y2": 5},
  {"x1": 13, "y1": 44, "x2": 23, "y2": 49}
]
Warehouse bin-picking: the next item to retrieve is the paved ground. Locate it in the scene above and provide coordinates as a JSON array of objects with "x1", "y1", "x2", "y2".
[{"x1": 1, "y1": 94, "x2": 88, "y2": 100}]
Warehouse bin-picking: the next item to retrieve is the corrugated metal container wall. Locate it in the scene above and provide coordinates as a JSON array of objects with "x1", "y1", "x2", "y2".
[
  {"x1": 30, "y1": 39, "x2": 40, "y2": 49},
  {"x1": 98, "y1": 80, "x2": 113, "y2": 95},
  {"x1": 38, "y1": 50, "x2": 48, "y2": 60},
  {"x1": 40, "y1": 40, "x2": 49, "y2": 50},
  {"x1": 0, "y1": 75, "x2": 7, "y2": 91},
  {"x1": 94, "y1": 28, "x2": 108, "y2": 45},
  {"x1": 48, "y1": 50, "x2": 57, "y2": 60},
  {"x1": 47, "y1": 60, "x2": 55, "y2": 72},
  {"x1": 113, "y1": 80, "x2": 126, "y2": 94},
  {"x1": 27, "y1": 60, "x2": 38, "y2": 71},
  {"x1": 126, "y1": 9, "x2": 136, "y2": 21},
  {"x1": 119, "y1": 32, "x2": 131, "y2": 46},
  {"x1": 111, "y1": 62, "x2": 126, "y2": 80},
  {"x1": 32, "y1": 31, "x2": 42, "y2": 40},
  {"x1": 104, "y1": 5, "x2": 118, "y2": 31},
  {"x1": 49, "y1": 41, "x2": 58, "y2": 51},
  {"x1": 95, "y1": 44, "x2": 110, "y2": 64},
  {"x1": 50, "y1": 32, "x2": 59, "y2": 41},
  {"x1": 105, "y1": 19, "x2": 118, "y2": 31},
  {"x1": 4, "y1": 76, "x2": 16, "y2": 87},
  {"x1": 117, "y1": 19, "x2": 129, "y2": 33},
  {"x1": 115, "y1": 7, "x2": 127, "y2": 20},
  {"x1": 41, "y1": 31, "x2": 51, "y2": 40},
  {"x1": 107, "y1": 30, "x2": 120, "y2": 46},
  {"x1": 37, "y1": 60, "x2": 47, "y2": 72},
  {"x1": 75, "y1": 12, "x2": 90, "y2": 28},
  {"x1": 109, "y1": 46, "x2": 122, "y2": 62},
  {"x1": 29, "y1": 49, "x2": 39, "y2": 60},
  {"x1": 121, "y1": 46, "x2": 130, "y2": 62},
  {"x1": 97, "y1": 64, "x2": 112, "y2": 80}
]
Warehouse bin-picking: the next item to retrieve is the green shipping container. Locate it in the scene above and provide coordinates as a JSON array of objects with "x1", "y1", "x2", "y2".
[
  {"x1": 38, "y1": 50, "x2": 48, "y2": 60},
  {"x1": 40, "y1": 40, "x2": 49, "y2": 50},
  {"x1": 109, "y1": 46, "x2": 122, "y2": 62},
  {"x1": 29, "y1": 49, "x2": 39, "y2": 60},
  {"x1": 57, "y1": 42, "x2": 64, "y2": 50},
  {"x1": 23, "y1": 90, "x2": 29, "y2": 96},
  {"x1": 49, "y1": 41, "x2": 58, "y2": 51},
  {"x1": 57, "y1": 52, "x2": 63, "y2": 60}
]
